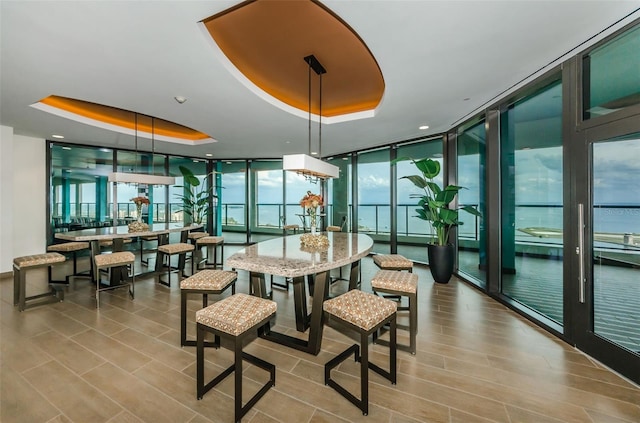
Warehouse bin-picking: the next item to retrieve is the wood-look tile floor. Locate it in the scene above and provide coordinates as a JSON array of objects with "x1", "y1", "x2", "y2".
[{"x1": 1, "y1": 253, "x2": 639, "y2": 423}]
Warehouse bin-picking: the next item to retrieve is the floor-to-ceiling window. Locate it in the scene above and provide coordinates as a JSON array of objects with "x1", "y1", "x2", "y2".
[
  {"x1": 327, "y1": 155, "x2": 352, "y2": 231},
  {"x1": 500, "y1": 78, "x2": 564, "y2": 324},
  {"x1": 457, "y1": 121, "x2": 487, "y2": 288},
  {"x1": 251, "y1": 160, "x2": 283, "y2": 239},
  {"x1": 49, "y1": 144, "x2": 113, "y2": 243},
  {"x1": 220, "y1": 160, "x2": 247, "y2": 243},
  {"x1": 168, "y1": 157, "x2": 207, "y2": 230},
  {"x1": 285, "y1": 171, "x2": 322, "y2": 231},
  {"x1": 357, "y1": 148, "x2": 391, "y2": 253},
  {"x1": 395, "y1": 138, "x2": 444, "y2": 263}
]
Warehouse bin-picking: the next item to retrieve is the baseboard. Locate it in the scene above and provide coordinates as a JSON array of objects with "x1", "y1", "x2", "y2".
[{"x1": 0, "y1": 271, "x2": 13, "y2": 279}]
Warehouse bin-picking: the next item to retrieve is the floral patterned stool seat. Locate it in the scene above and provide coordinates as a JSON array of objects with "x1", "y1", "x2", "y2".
[
  {"x1": 195, "y1": 236, "x2": 224, "y2": 270},
  {"x1": 323, "y1": 289, "x2": 397, "y2": 416},
  {"x1": 187, "y1": 231, "x2": 209, "y2": 244},
  {"x1": 180, "y1": 269, "x2": 237, "y2": 347},
  {"x1": 372, "y1": 254, "x2": 413, "y2": 272},
  {"x1": 155, "y1": 242, "x2": 195, "y2": 287},
  {"x1": 47, "y1": 241, "x2": 91, "y2": 288},
  {"x1": 196, "y1": 293, "x2": 277, "y2": 423},
  {"x1": 371, "y1": 270, "x2": 418, "y2": 354},
  {"x1": 94, "y1": 251, "x2": 135, "y2": 308},
  {"x1": 13, "y1": 253, "x2": 66, "y2": 311}
]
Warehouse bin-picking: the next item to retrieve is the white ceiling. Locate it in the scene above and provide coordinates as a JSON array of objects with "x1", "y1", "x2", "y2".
[{"x1": 1, "y1": 1, "x2": 639, "y2": 160}]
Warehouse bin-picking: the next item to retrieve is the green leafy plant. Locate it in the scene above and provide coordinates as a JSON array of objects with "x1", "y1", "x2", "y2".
[
  {"x1": 392, "y1": 156, "x2": 481, "y2": 245},
  {"x1": 174, "y1": 166, "x2": 218, "y2": 225}
]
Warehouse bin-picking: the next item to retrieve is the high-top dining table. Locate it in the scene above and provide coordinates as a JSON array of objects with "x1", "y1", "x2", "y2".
[
  {"x1": 55, "y1": 223, "x2": 202, "y2": 284},
  {"x1": 226, "y1": 232, "x2": 373, "y2": 355}
]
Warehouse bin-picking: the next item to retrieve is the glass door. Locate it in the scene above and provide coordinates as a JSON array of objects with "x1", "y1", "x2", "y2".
[{"x1": 573, "y1": 119, "x2": 640, "y2": 384}]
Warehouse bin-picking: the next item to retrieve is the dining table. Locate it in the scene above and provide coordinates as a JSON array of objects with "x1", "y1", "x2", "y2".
[
  {"x1": 55, "y1": 223, "x2": 203, "y2": 285},
  {"x1": 226, "y1": 231, "x2": 373, "y2": 355}
]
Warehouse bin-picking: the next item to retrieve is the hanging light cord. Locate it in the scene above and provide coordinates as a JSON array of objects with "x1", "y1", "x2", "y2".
[
  {"x1": 308, "y1": 61, "x2": 312, "y2": 156},
  {"x1": 319, "y1": 72, "x2": 322, "y2": 159}
]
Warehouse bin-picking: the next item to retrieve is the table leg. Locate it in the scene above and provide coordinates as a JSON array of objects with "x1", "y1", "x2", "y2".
[
  {"x1": 250, "y1": 272, "x2": 269, "y2": 299},
  {"x1": 292, "y1": 276, "x2": 308, "y2": 332},
  {"x1": 257, "y1": 270, "x2": 329, "y2": 355},
  {"x1": 348, "y1": 260, "x2": 361, "y2": 291}
]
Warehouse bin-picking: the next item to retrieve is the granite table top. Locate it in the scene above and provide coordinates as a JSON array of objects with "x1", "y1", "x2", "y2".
[
  {"x1": 55, "y1": 223, "x2": 203, "y2": 241},
  {"x1": 226, "y1": 232, "x2": 373, "y2": 278}
]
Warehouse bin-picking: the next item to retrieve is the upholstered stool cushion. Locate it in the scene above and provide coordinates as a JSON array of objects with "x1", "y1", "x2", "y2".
[
  {"x1": 283, "y1": 224, "x2": 299, "y2": 230},
  {"x1": 95, "y1": 251, "x2": 135, "y2": 269},
  {"x1": 371, "y1": 270, "x2": 418, "y2": 294},
  {"x1": 47, "y1": 242, "x2": 90, "y2": 252},
  {"x1": 195, "y1": 236, "x2": 224, "y2": 246},
  {"x1": 196, "y1": 293, "x2": 276, "y2": 336},
  {"x1": 180, "y1": 269, "x2": 236, "y2": 291},
  {"x1": 188, "y1": 232, "x2": 209, "y2": 240},
  {"x1": 157, "y1": 242, "x2": 195, "y2": 255},
  {"x1": 326, "y1": 225, "x2": 341, "y2": 232},
  {"x1": 373, "y1": 254, "x2": 413, "y2": 271},
  {"x1": 14, "y1": 253, "x2": 66, "y2": 269},
  {"x1": 324, "y1": 289, "x2": 397, "y2": 331}
]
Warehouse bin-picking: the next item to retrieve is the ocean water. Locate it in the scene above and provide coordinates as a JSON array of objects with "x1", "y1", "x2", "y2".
[{"x1": 224, "y1": 204, "x2": 640, "y2": 239}]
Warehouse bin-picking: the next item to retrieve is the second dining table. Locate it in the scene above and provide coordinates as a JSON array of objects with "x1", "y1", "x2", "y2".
[{"x1": 226, "y1": 231, "x2": 373, "y2": 355}]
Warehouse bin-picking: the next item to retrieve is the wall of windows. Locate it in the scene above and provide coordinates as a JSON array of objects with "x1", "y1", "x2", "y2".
[
  {"x1": 395, "y1": 138, "x2": 443, "y2": 263},
  {"x1": 457, "y1": 120, "x2": 487, "y2": 289},
  {"x1": 357, "y1": 148, "x2": 391, "y2": 254},
  {"x1": 500, "y1": 78, "x2": 564, "y2": 324}
]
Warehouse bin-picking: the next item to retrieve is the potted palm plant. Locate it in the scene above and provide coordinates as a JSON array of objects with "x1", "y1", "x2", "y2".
[
  {"x1": 392, "y1": 156, "x2": 481, "y2": 283},
  {"x1": 174, "y1": 166, "x2": 218, "y2": 228}
]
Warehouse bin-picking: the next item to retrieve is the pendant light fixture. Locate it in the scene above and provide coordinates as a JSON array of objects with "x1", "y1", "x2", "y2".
[
  {"x1": 283, "y1": 54, "x2": 339, "y2": 181},
  {"x1": 108, "y1": 112, "x2": 176, "y2": 185}
]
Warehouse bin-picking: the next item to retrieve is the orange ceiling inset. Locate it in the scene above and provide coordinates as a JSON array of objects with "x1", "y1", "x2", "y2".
[
  {"x1": 36, "y1": 95, "x2": 212, "y2": 142},
  {"x1": 202, "y1": 0, "x2": 384, "y2": 118}
]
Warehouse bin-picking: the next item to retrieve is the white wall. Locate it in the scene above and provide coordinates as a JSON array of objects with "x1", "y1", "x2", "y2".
[
  {"x1": 0, "y1": 125, "x2": 15, "y2": 274},
  {"x1": 1, "y1": 126, "x2": 48, "y2": 292}
]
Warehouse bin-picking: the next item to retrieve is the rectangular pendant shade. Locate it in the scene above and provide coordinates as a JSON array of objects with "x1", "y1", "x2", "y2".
[
  {"x1": 282, "y1": 154, "x2": 339, "y2": 179},
  {"x1": 108, "y1": 172, "x2": 175, "y2": 185}
]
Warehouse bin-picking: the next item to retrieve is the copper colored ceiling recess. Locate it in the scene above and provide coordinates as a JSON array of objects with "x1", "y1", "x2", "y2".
[
  {"x1": 202, "y1": 0, "x2": 385, "y2": 119},
  {"x1": 32, "y1": 95, "x2": 214, "y2": 144}
]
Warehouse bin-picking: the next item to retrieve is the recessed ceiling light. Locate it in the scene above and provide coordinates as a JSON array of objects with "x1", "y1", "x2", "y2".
[
  {"x1": 419, "y1": 125, "x2": 429, "y2": 130},
  {"x1": 52, "y1": 134, "x2": 64, "y2": 139},
  {"x1": 310, "y1": 151, "x2": 318, "y2": 155},
  {"x1": 62, "y1": 146, "x2": 71, "y2": 150},
  {"x1": 174, "y1": 96, "x2": 187, "y2": 104},
  {"x1": 463, "y1": 98, "x2": 471, "y2": 101},
  {"x1": 205, "y1": 153, "x2": 213, "y2": 157}
]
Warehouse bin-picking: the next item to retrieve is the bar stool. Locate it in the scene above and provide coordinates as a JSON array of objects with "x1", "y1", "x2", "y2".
[
  {"x1": 371, "y1": 269, "x2": 418, "y2": 354},
  {"x1": 283, "y1": 224, "x2": 299, "y2": 235},
  {"x1": 323, "y1": 289, "x2": 397, "y2": 415},
  {"x1": 372, "y1": 254, "x2": 413, "y2": 272},
  {"x1": 94, "y1": 251, "x2": 135, "y2": 308},
  {"x1": 13, "y1": 253, "x2": 66, "y2": 311},
  {"x1": 47, "y1": 241, "x2": 91, "y2": 288},
  {"x1": 196, "y1": 293, "x2": 277, "y2": 423},
  {"x1": 188, "y1": 231, "x2": 209, "y2": 245},
  {"x1": 155, "y1": 242, "x2": 195, "y2": 287},
  {"x1": 195, "y1": 236, "x2": 224, "y2": 270},
  {"x1": 180, "y1": 269, "x2": 237, "y2": 347}
]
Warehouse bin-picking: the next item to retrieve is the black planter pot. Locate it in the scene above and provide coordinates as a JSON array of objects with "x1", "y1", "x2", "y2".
[{"x1": 427, "y1": 244, "x2": 454, "y2": 284}]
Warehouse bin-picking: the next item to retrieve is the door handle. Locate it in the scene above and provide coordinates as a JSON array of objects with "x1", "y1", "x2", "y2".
[{"x1": 577, "y1": 203, "x2": 586, "y2": 303}]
